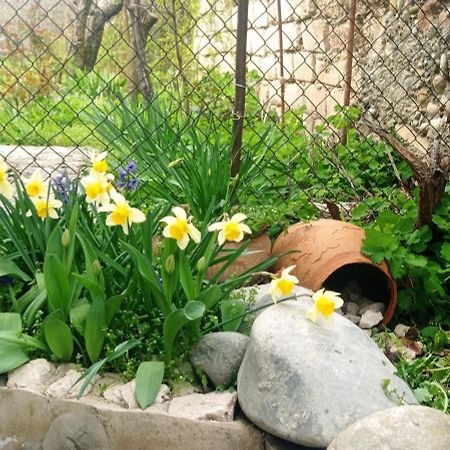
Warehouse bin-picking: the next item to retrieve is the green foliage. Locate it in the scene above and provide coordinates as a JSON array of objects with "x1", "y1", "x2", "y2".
[{"x1": 361, "y1": 190, "x2": 450, "y2": 323}]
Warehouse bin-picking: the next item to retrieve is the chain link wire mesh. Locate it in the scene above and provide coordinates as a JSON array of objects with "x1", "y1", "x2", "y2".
[{"x1": 0, "y1": 0, "x2": 449, "y2": 224}]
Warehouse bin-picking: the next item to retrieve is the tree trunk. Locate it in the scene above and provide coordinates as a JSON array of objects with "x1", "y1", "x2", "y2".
[
  {"x1": 70, "y1": 0, "x2": 123, "y2": 72},
  {"x1": 70, "y1": 0, "x2": 94, "y2": 69},
  {"x1": 124, "y1": 0, "x2": 158, "y2": 100}
]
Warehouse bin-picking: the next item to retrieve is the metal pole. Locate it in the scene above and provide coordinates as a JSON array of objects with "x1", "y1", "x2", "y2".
[
  {"x1": 341, "y1": 0, "x2": 357, "y2": 145},
  {"x1": 231, "y1": 0, "x2": 249, "y2": 179}
]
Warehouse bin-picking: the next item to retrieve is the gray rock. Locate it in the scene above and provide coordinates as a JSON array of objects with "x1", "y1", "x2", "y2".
[
  {"x1": 238, "y1": 301, "x2": 416, "y2": 448},
  {"x1": 358, "y1": 302, "x2": 386, "y2": 315},
  {"x1": 44, "y1": 369, "x2": 97, "y2": 399},
  {"x1": 359, "y1": 311, "x2": 384, "y2": 329},
  {"x1": 237, "y1": 284, "x2": 313, "y2": 334},
  {"x1": 7, "y1": 359, "x2": 56, "y2": 393},
  {"x1": 265, "y1": 435, "x2": 319, "y2": 449},
  {"x1": 190, "y1": 332, "x2": 249, "y2": 386},
  {"x1": 168, "y1": 391, "x2": 237, "y2": 422},
  {"x1": 343, "y1": 302, "x2": 359, "y2": 316},
  {"x1": 394, "y1": 323, "x2": 410, "y2": 338},
  {"x1": 103, "y1": 380, "x2": 170, "y2": 409},
  {"x1": 344, "y1": 314, "x2": 360, "y2": 325},
  {"x1": 42, "y1": 412, "x2": 108, "y2": 450},
  {"x1": 327, "y1": 406, "x2": 450, "y2": 450}
]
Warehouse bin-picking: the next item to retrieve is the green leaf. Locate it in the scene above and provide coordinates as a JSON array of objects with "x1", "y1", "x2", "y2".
[
  {"x1": 163, "y1": 301, "x2": 206, "y2": 358},
  {"x1": 85, "y1": 297, "x2": 106, "y2": 364},
  {"x1": 46, "y1": 227, "x2": 64, "y2": 262},
  {"x1": 77, "y1": 358, "x2": 107, "y2": 399},
  {"x1": 0, "y1": 344, "x2": 29, "y2": 373},
  {"x1": 406, "y1": 255, "x2": 428, "y2": 269},
  {"x1": 69, "y1": 300, "x2": 90, "y2": 335},
  {"x1": 351, "y1": 203, "x2": 369, "y2": 220},
  {"x1": 0, "y1": 313, "x2": 22, "y2": 332},
  {"x1": 178, "y1": 251, "x2": 195, "y2": 300},
  {"x1": 44, "y1": 253, "x2": 70, "y2": 317},
  {"x1": 414, "y1": 387, "x2": 433, "y2": 403},
  {"x1": 441, "y1": 243, "x2": 450, "y2": 262},
  {"x1": 77, "y1": 339, "x2": 141, "y2": 398},
  {"x1": 123, "y1": 242, "x2": 169, "y2": 316},
  {"x1": 197, "y1": 285, "x2": 223, "y2": 310},
  {"x1": 362, "y1": 229, "x2": 399, "y2": 263},
  {"x1": 135, "y1": 361, "x2": 165, "y2": 409},
  {"x1": 23, "y1": 289, "x2": 47, "y2": 327},
  {"x1": 105, "y1": 292, "x2": 126, "y2": 327},
  {"x1": 221, "y1": 298, "x2": 247, "y2": 332},
  {"x1": 0, "y1": 258, "x2": 31, "y2": 281},
  {"x1": 44, "y1": 316, "x2": 74, "y2": 361},
  {"x1": 71, "y1": 273, "x2": 102, "y2": 293}
]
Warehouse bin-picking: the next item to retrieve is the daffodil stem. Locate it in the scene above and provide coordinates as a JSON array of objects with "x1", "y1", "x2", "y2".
[{"x1": 202, "y1": 293, "x2": 299, "y2": 335}]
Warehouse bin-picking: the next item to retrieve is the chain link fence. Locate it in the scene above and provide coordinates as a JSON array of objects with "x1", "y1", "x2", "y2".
[{"x1": 0, "y1": 0, "x2": 449, "y2": 226}]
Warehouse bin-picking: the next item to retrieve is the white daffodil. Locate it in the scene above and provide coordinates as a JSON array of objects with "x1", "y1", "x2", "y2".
[
  {"x1": 99, "y1": 191, "x2": 145, "y2": 235},
  {"x1": 270, "y1": 265, "x2": 299, "y2": 303},
  {"x1": 90, "y1": 151, "x2": 108, "y2": 174},
  {"x1": 0, "y1": 159, "x2": 14, "y2": 199},
  {"x1": 26, "y1": 196, "x2": 62, "y2": 221},
  {"x1": 80, "y1": 171, "x2": 111, "y2": 206},
  {"x1": 160, "y1": 206, "x2": 201, "y2": 250},
  {"x1": 306, "y1": 289, "x2": 344, "y2": 323},
  {"x1": 23, "y1": 169, "x2": 48, "y2": 198},
  {"x1": 208, "y1": 213, "x2": 251, "y2": 246}
]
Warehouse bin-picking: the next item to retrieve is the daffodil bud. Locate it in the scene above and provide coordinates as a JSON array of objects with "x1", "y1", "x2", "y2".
[
  {"x1": 165, "y1": 254, "x2": 175, "y2": 274},
  {"x1": 61, "y1": 229, "x2": 71, "y2": 248},
  {"x1": 92, "y1": 260, "x2": 102, "y2": 276},
  {"x1": 196, "y1": 256, "x2": 206, "y2": 272}
]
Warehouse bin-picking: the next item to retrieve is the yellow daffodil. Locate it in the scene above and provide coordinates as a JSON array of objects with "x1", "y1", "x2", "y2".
[
  {"x1": 306, "y1": 289, "x2": 344, "y2": 323},
  {"x1": 99, "y1": 191, "x2": 145, "y2": 235},
  {"x1": 270, "y1": 265, "x2": 299, "y2": 303},
  {"x1": 208, "y1": 213, "x2": 251, "y2": 246},
  {"x1": 0, "y1": 159, "x2": 14, "y2": 199},
  {"x1": 160, "y1": 206, "x2": 201, "y2": 250},
  {"x1": 26, "y1": 196, "x2": 62, "y2": 221},
  {"x1": 90, "y1": 151, "x2": 108, "y2": 174},
  {"x1": 80, "y1": 171, "x2": 111, "y2": 205},
  {"x1": 23, "y1": 169, "x2": 47, "y2": 198}
]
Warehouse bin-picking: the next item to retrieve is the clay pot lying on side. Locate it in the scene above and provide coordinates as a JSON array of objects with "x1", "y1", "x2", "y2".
[
  {"x1": 272, "y1": 219, "x2": 397, "y2": 324},
  {"x1": 207, "y1": 233, "x2": 272, "y2": 283}
]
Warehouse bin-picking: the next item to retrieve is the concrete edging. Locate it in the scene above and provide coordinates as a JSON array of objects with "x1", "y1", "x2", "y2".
[{"x1": 0, "y1": 388, "x2": 264, "y2": 450}]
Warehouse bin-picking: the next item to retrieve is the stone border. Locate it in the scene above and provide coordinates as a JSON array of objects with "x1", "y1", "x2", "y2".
[{"x1": 0, "y1": 388, "x2": 264, "y2": 450}]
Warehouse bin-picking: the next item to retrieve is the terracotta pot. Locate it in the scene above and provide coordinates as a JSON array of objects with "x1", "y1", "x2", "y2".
[
  {"x1": 272, "y1": 219, "x2": 397, "y2": 324},
  {"x1": 207, "y1": 233, "x2": 272, "y2": 282}
]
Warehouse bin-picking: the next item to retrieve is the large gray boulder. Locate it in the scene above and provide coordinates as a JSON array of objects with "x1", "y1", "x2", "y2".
[
  {"x1": 327, "y1": 405, "x2": 450, "y2": 450},
  {"x1": 190, "y1": 332, "x2": 249, "y2": 386},
  {"x1": 237, "y1": 300, "x2": 416, "y2": 448},
  {"x1": 237, "y1": 284, "x2": 313, "y2": 334}
]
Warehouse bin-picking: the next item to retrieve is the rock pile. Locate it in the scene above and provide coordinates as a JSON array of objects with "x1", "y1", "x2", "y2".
[{"x1": 339, "y1": 279, "x2": 386, "y2": 329}]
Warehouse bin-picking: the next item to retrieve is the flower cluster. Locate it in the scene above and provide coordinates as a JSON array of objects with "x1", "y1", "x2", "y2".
[
  {"x1": 23, "y1": 169, "x2": 62, "y2": 221},
  {"x1": 116, "y1": 161, "x2": 140, "y2": 192},
  {"x1": 80, "y1": 151, "x2": 145, "y2": 234},
  {"x1": 52, "y1": 171, "x2": 70, "y2": 203},
  {"x1": 161, "y1": 209, "x2": 253, "y2": 250}
]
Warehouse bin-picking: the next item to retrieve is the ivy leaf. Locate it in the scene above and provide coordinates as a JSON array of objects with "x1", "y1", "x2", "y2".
[
  {"x1": 362, "y1": 229, "x2": 399, "y2": 263},
  {"x1": 440, "y1": 243, "x2": 450, "y2": 262},
  {"x1": 414, "y1": 387, "x2": 433, "y2": 403},
  {"x1": 405, "y1": 255, "x2": 428, "y2": 270}
]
